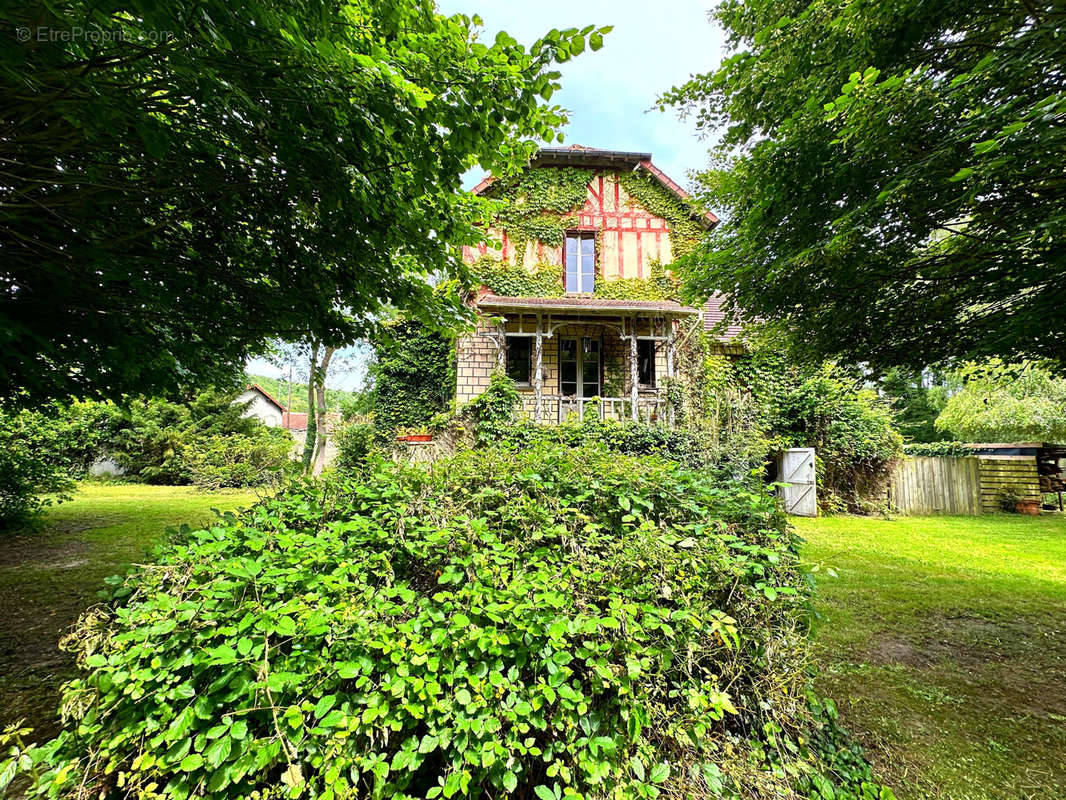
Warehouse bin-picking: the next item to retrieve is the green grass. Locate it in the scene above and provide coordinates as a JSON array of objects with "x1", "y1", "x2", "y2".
[
  {"x1": 0, "y1": 483, "x2": 258, "y2": 743},
  {"x1": 796, "y1": 513, "x2": 1066, "y2": 800}
]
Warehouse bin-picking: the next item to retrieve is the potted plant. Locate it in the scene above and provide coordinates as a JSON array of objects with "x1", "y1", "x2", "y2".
[
  {"x1": 1016, "y1": 496, "x2": 1041, "y2": 515},
  {"x1": 999, "y1": 488, "x2": 1022, "y2": 513},
  {"x1": 396, "y1": 426, "x2": 433, "y2": 444}
]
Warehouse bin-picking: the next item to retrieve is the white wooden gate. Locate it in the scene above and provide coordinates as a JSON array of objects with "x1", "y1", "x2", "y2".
[{"x1": 779, "y1": 448, "x2": 817, "y2": 516}]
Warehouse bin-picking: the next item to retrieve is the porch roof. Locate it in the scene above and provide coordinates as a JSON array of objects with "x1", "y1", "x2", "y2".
[{"x1": 476, "y1": 293, "x2": 699, "y2": 316}]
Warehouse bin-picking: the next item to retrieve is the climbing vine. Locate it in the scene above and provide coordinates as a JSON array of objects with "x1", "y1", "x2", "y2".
[
  {"x1": 485, "y1": 167, "x2": 591, "y2": 252},
  {"x1": 475, "y1": 164, "x2": 704, "y2": 298},
  {"x1": 470, "y1": 255, "x2": 564, "y2": 297},
  {"x1": 617, "y1": 170, "x2": 704, "y2": 258}
]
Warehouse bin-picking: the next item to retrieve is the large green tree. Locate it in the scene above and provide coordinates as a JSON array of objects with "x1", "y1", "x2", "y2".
[
  {"x1": 1, "y1": 1, "x2": 606, "y2": 406},
  {"x1": 665, "y1": 0, "x2": 1065, "y2": 369},
  {"x1": 935, "y1": 359, "x2": 1066, "y2": 442}
]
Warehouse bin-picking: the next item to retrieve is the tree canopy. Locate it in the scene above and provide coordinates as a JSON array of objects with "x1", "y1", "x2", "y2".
[
  {"x1": 664, "y1": 0, "x2": 1066, "y2": 370},
  {"x1": 935, "y1": 359, "x2": 1066, "y2": 443},
  {"x1": 1, "y1": 1, "x2": 607, "y2": 406}
]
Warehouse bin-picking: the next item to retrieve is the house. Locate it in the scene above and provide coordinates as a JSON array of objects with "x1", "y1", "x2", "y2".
[
  {"x1": 237, "y1": 384, "x2": 286, "y2": 428},
  {"x1": 456, "y1": 146, "x2": 734, "y2": 424},
  {"x1": 237, "y1": 383, "x2": 340, "y2": 434}
]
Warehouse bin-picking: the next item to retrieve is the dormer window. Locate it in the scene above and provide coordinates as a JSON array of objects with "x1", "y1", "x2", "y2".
[{"x1": 564, "y1": 233, "x2": 596, "y2": 293}]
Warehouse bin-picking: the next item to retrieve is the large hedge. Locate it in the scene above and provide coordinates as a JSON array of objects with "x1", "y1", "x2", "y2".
[
  {"x1": 22, "y1": 444, "x2": 892, "y2": 799},
  {"x1": 370, "y1": 318, "x2": 453, "y2": 436}
]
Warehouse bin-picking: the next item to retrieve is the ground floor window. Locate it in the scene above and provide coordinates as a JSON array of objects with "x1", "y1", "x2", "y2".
[
  {"x1": 560, "y1": 336, "x2": 601, "y2": 397},
  {"x1": 506, "y1": 336, "x2": 532, "y2": 385},
  {"x1": 637, "y1": 339, "x2": 655, "y2": 387}
]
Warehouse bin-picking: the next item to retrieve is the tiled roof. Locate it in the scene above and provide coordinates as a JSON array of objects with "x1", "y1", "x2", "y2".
[
  {"x1": 476, "y1": 293, "x2": 699, "y2": 315},
  {"x1": 282, "y1": 411, "x2": 341, "y2": 432},
  {"x1": 703, "y1": 293, "x2": 744, "y2": 340}
]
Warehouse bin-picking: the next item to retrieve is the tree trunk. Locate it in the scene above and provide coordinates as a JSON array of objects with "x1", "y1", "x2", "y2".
[
  {"x1": 301, "y1": 341, "x2": 319, "y2": 473},
  {"x1": 312, "y1": 347, "x2": 335, "y2": 475}
]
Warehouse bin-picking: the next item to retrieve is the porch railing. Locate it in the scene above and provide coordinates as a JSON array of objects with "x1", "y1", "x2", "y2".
[{"x1": 518, "y1": 395, "x2": 671, "y2": 426}]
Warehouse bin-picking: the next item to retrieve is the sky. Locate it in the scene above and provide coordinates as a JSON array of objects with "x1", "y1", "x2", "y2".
[
  {"x1": 442, "y1": 0, "x2": 726, "y2": 190},
  {"x1": 247, "y1": 0, "x2": 728, "y2": 392}
]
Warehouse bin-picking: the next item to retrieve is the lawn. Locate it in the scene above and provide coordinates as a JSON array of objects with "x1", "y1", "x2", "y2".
[
  {"x1": 0, "y1": 483, "x2": 258, "y2": 743},
  {"x1": 796, "y1": 513, "x2": 1066, "y2": 800}
]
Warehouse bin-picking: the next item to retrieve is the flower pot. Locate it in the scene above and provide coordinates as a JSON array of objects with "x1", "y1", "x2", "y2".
[
  {"x1": 405, "y1": 434, "x2": 433, "y2": 443},
  {"x1": 1015, "y1": 499, "x2": 1041, "y2": 515}
]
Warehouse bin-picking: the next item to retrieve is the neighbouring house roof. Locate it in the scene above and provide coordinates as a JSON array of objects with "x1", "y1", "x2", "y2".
[
  {"x1": 476, "y1": 292, "x2": 699, "y2": 316},
  {"x1": 283, "y1": 411, "x2": 342, "y2": 433},
  {"x1": 282, "y1": 411, "x2": 308, "y2": 431},
  {"x1": 703, "y1": 293, "x2": 744, "y2": 341},
  {"x1": 244, "y1": 383, "x2": 286, "y2": 411},
  {"x1": 470, "y1": 145, "x2": 719, "y2": 228}
]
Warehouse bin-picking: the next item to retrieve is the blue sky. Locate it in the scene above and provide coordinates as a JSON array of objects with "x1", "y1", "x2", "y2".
[
  {"x1": 248, "y1": 1, "x2": 727, "y2": 392},
  {"x1": 442, "y1": 0, "x2": 726, "y2": 191}
]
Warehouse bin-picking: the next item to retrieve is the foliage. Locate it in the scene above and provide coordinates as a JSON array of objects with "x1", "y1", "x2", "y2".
[
  {"x1": 476, "y1": 165, "x2": 702, "y2": 292},
  {"x1": 664, "y1": 0, "x2": 1066, "y2": 369},
  {"x1": 461, "y1": 371, "x2": 522, "y2": 446},
  {"x1": 935, "y1": 360, "x2": 1066, "y2": 443},
  {"x1": 24, "y1": 444, "x2": 892, "y2": 799},
  {"x1": 874, "y1": 369, "x2": 954, "y2": 444},
  {"x1": 469, "y1": 256, "x2": 564, "y2": 297},
  {"x1": 615, "y1": 171, "x2": 705, "y2": 260},
  {"x1": 458, "y1": 372, "x2": 762, "y2": 478},
  {"x1": 333, "y1": 422, "x2": 378, "y2": 471},
  {"x1": 486, "y1": 167, "x2": 594, "y2": 251},
  {"x1": 722, "y1": 332, "x2": 903, "y2": 513},
  {"x1": 369, "y1": 318, "x2": 454, "y2": 437},
  {"x1": 2, "y1": 2, "x2": 608, "y2": 407},
  {"x1": 0, "y1": 409, "x2": 76, "y2": 529},
  {"x1": 901, "y1": 441, "x2": 972, "y2": 458},
  {"x1": 103, "y1": 391, "x2": 264, "y2": 485},
  {"x1": 185, "y1": 429, "x2": 293, "y2": 490}
]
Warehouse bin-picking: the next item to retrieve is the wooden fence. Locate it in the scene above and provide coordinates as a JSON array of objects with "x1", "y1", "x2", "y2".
[
  {"x1": 888, "y1": 455, "x2": 1041, "y2": 515},
  {"x1": 889, "y1": 456, "x2": 981, "y2": 515},
  {"x1": 977, "y1": 456, "x2": 1042, "y2": 513}
]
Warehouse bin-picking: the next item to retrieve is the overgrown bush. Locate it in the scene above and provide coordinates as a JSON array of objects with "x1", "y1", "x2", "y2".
[
  {"x1": 0, "y1": 410, "x2": 76, "y2": 529},
  {"x1": 100, "y1": 390, "x2": 293, "y2": 487},
  {"x1": 185, "y1": 428, "x2": 293, "y2": 489},
  {"x1": 23, "y1": 445, "x2": 893, "y2": 800},
  {"x1": 370, "y1": 317, "x2": 454, "y2": 438},
  {"x1": 720, "y1": 332, "x2": 903, "y2": 514},
  {"x1": 454, "y1": 371, "x2": 765, "y2": 480},
  {"x1": 902, "y1": 441, "x2": 972, "y2": 458},
  {"x1": 333, "y1": 421, "x2": 378, "y2": 470}
]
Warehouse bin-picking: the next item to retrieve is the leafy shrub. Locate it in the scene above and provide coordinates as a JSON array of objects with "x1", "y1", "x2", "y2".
[
  {"x1": 104, "y1": 390, "x2": 288, "y2": 485},
  {"x1": 25, "y1": 444, "x2": 893, "y2": 799},
  {"x1": 454, "y1": 372, "x2": 767, "y2": 484},
  {"x1": 902, "y1": 441, "x2": 972, "y2": 458},
  {"x1": 333, "y1": 421, "x2": 378, "y2": 470},
  {"x1": 370, "y1": 318, "x2": 454, "y2": 438},
  {"x1": 185, "y1": 428, "x2": 293, "y2": 489},
  {"x1": 0, "y1": 410, "x2": 76, "y2": 529}
]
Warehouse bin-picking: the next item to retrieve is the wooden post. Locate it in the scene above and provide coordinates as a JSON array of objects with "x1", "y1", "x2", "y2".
[
  {"x1": 630, "y1": 318, "x2": 639, "y2": 422},
  {"x1": 533, "y1": 316, "x2": 544, "y2": 424},
  {"x1": 666, "y1": 320, "x2": 676, "y2": 427},
  {"x1": 496, "y1": 320, "x2": 506, "y2": 370}
]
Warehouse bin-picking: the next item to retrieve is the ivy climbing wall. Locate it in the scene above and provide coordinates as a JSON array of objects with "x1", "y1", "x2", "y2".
[{"x1": 464, "y1": 167, "x2": 702, "y2": 288}]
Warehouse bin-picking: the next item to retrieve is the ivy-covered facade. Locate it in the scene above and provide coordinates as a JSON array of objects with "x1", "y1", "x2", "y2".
[{"x1": 457, "y1": 146, "x2": 720, "y2": 425}]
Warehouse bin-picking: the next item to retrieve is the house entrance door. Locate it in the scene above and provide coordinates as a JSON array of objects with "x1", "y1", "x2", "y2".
[{"x1": 559, "y1": 337, "x2": 602, "y2": 421}]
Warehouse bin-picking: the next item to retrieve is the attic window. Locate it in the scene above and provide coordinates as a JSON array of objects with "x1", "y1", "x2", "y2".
[{"x1": 564, "y1": 233, "x2": 595, "y2": 293}]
